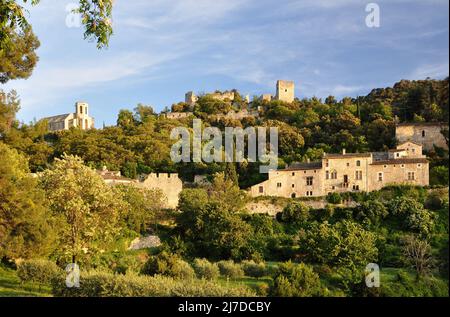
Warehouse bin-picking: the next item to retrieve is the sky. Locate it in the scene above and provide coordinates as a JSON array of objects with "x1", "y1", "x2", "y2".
[{"x1": 3, "y1": 0, "x2": 449, "y2": 126}]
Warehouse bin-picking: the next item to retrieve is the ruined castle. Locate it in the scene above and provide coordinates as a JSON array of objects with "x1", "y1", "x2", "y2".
[{"x1": 395, "y1": 122, "x2": 448, "y2": 151}]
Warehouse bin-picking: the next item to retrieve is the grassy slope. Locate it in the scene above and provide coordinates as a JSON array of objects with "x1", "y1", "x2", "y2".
[{"x1": 0, "y1": 265, "x2": 52, "y2": 297}]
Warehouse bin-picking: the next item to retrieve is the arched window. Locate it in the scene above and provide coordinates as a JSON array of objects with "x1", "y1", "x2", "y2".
[
  {"x1": 291, "y1": 193, "x2": 296, "y2": 198},
  {"x1": 422, "y1": 130, "x2": 426, "y2": 138},
  {"x1": 356, "y1": 160, "x2": 361, "y2": 167}
]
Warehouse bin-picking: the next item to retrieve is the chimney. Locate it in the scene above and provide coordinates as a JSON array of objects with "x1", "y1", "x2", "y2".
[{"x1": 342, "y1": 148, "x2": 346, "y2": 155}]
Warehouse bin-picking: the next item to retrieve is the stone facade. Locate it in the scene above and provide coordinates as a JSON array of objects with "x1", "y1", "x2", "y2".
[
  {"x1": 249, "y1": 143, "x2": 429, "y2": 198},
  {"x1": 275, "y1": 80, "x2": 295, "y2": 103},
  {"x1": 42, "y1": 102, "x2": 95, "y2": 132},
  {"x1": 396, "y1": 122, "x2": 448, "y2": 151},
  {"x1": 139, "y1": 173, "x2": 183, "y2": 209}
]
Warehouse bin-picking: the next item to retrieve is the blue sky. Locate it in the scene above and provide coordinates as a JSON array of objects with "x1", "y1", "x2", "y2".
[{"x1": 3, "y1": 0, "x2": 449, "y2": 126}]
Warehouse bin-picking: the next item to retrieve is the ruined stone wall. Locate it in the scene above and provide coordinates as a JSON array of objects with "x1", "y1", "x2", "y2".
[
  {"x1": 396, "y1": 124, "x2": 448, "y2": 151},
  {"x1": 140, "y1": 173, "x2": 183, "y2": 209},
  {"x1": 275, "y1": 80, "x2": 295, "y2": 103}
]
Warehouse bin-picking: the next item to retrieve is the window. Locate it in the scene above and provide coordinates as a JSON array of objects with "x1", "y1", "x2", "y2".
[
  {"x1": 408, "y1": 172, "x2": 415, "y2": 180},
  {"x1": 401, "y1": 164, "x2": 405, "y2": 168},
  {"x1": 306, "y1": 191, "x2": 313, "y2": 196},
  {"x1": 331, "y1": 171, "x2": 337, "y2": 179},
  {"x1": 356, "y1": 160, "x2": 361, "y2": 167},
  {"x1": 291, "y1": 193, "x2": 296, "y2": 198},
  {"x1": 331, "y1": 186, "x2": 335, "y2": 190},
  {"x1": 417, "y1": 164, "x2": 421, "y2": 168},
  {"x1": 355, "y1": 171, "x2": 362, "y2": 180},
  {"x1": 378, "y1": 172, "x2": 383, "y2": 182},
  {"x1": 396, "y1": 153, "x2": 400, "y2": 158},
  {"x1": 422, "y1": 130, "x2": 426, "y2": 138},
  {"x1": 326, "y1": 162, "x2": 329, "y2": 167},
  {"x1": 412, "y1": 149, "x2": 415, "y2": 154},
  {"x1": 292, "y1": 184, "x2": 295, "y2": 188},
  {"x1": 259, "y1": 186, "x2": 263, "y2": 193},
  {"x1": 384, "y1": 165, "x2": 387, "y2": 168},
  {"x1": 292, "y1": 172, "x2": 295, "y2": 176},
  {"x1": 353, "y1": 185, "x2": 360, "y2": 191},
  {"x1": 306, "y1": 177, "x2": 313, "y2": 186},
  {"x1": 277, "y1": 182, "x2": 282, "y2": 188},
  {"x1": 326, "y1": 171, "x2": 329, "y2": 179}
]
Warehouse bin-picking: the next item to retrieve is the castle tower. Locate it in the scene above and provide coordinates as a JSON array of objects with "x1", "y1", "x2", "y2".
[{"x1": 275, "y1": 80, "x2": 295, "y2": 103}]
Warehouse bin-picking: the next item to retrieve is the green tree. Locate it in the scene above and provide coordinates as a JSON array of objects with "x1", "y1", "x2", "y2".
[
  {"x1": 281, "y1": 201, "x2": 310, "y2": 226},
  {"x1": 40, "y1": 154, "x2": 125, "y2": 264},
  {"x1": 0, "y1": 142, "x2": 56, "y2": 260},
  {"x1": 0, "y1": 26, "x2": 39, "y2": 83},
  {"x1": 114, "y1": 184, "x2": 165, "y2": 234},
  {"x1": 271, "y1": 261, "x2": 324, "y2": 297}
]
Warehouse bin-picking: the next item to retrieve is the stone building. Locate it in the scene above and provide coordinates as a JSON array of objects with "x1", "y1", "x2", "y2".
[
  {"x1": 249, "y1": 142, "x2": 429, "y2": 198},
  {"x1": 42, "y1": 102, "x2": 95, "y2": 131},
  {"x1": 396, "y1": 122, "x2": 448, "y2": 151}
]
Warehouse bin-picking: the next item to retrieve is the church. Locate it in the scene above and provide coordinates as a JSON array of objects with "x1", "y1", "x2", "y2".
[{"x1": 41, "y1": 102, "x2": 95, "y2": 131}]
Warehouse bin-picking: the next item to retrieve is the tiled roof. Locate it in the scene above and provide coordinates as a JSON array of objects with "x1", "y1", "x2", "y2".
[
  {"x1": 41, "y1": 114, "x2": 71, "y2": 124},
  {"x1": 324, "y1": 153, "x2": 371, "y2": 159},
  {"x1": 284, "y1": 161, "x2": 323, "y2": 171},
  {"x1": 371, "y1": 158, "x2": 428, "y2": 165}
]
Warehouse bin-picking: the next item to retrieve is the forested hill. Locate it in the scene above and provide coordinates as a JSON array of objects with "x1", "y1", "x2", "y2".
[
  {"x1": 0, "y1": 78, "x2": 449, "y2": 188},
  {"x1": 362, "y1": 78, "x2": 449, "y2": 123}
]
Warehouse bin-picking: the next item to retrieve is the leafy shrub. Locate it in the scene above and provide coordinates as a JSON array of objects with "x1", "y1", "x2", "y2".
[
  {"x1": 217, "y1": 260, "x2": 244, "y2": 279},
  {"x1": 425, "y1": 189, "x2": 448, "y2": 210},
  {"x1": 192, "y1": 258, "x2": 220, "y2": 280},
  {"x1": 141, "y1": 252, "x2": 195, "y2": 280},
  {"x1": 241, "y1": 260, "x2": 267, "y2": 278},
  {"x1": 17, "y1": 259, "x2": 63, "y2": 284},
  {"x1": 380, "y1": 271, "x2": 448, "y2": 297},
  {"x1": 355, "y1": 200, "x2": 388, "y2": 226},
  {"x1": 326, "y1": 192, "x2": 342, "y2": 204},
  {"x1": 270, "y1": 261, "x2": 325, "y2": 297},
  {"x1": 51, "y1": 270, "x2": 255, "y2": 297}
]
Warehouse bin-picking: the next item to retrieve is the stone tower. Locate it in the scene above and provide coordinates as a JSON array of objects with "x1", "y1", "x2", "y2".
[
  {"x1": 185, "y1": 91, "x2": 198, "y2": 106},
  {"x1": 75, "y1": 101, "x2": 94, "y2": 130},
  {"x1": 275, "y1": 80, "x2": 295, "y2": 103}
]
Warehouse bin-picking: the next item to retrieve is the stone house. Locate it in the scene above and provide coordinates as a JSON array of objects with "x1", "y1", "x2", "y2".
[
  {"x1": 395, "y1": 122, "x2": 448, "y2": 151},
  {"x1": 249, "y1": 142, "x2": 429, "y2": 198},
  {"x1": 41, "y1": 102, "x2": 95, "y2": 131}
]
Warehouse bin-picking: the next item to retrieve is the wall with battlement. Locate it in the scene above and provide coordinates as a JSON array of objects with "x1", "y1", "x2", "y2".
[{"x1": 139, "y1": 173, "x2": 183, "y2": 209}]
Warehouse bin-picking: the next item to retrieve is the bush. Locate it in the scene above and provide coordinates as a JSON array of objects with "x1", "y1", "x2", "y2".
[
  {"x1": 241, "y1": 260, "x2": 267, "y2": 278},
  {"x1": 141, "y1": 252, "x2": 195, "y2": 280},
  {"x1": 17, "y1": 259, "x2": 63, "y2": 284},
  {"x1": 270, "y1": 261, "x2": 325, "y2": 297},
  {"x1": 192, "y1": 258, "x2": 220, "y2": 280},
  {"x1": 51, "y1": 270, "x2": 256, "y2": 297},
  {"x1": 425, "y1": 189, "x2": 448, "y2": 210},
  {"x1": 326, "y1": 192, "x2": 342, "y2": 204},
  {"x1": 217, "y1": 260, "x2": 244, "y2": 279}
]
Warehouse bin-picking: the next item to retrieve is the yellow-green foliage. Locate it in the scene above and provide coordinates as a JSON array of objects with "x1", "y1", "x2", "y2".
[
  {"x1": 51, "y1": 270, "x2": 256, "y2": 297},
  {"x1": 17, "y1": 259, "x2": 63, "y2": 284}
]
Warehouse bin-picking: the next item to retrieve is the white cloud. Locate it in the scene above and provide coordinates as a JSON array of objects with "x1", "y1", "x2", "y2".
[{"x1": 409, "y1": 62, "x2": 449, "y2": 80}]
